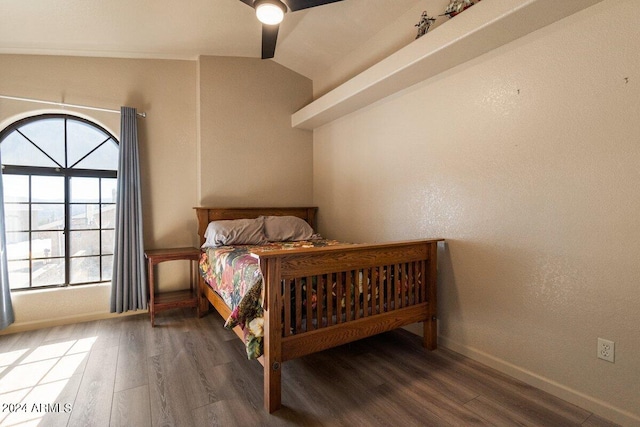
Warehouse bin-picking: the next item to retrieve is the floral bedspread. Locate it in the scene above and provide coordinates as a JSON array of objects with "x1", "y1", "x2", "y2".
[{"x1": 199, "y1": 240, "x2": 341, "y2": 359}]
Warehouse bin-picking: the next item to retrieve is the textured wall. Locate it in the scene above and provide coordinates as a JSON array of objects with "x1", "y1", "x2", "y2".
[
  {"x1": 312, "y1": 0, "x2": 640, "y2": 423},
  {"x1": 197, "y1": 56, "x2": 313, "y2": 207}
]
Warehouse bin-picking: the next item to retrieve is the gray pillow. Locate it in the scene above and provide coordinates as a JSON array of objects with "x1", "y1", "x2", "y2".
[
  {"x1": 262, "y1": 215, "x2": 314, "y2": 242},
  {"x1": 201, "y1": 218, "x2": 268, "y2": 248}
]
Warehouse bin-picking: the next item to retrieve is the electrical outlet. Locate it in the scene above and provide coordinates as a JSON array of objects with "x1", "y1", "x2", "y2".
[{"x1": 597, "y1": 338, "x2": 615, "y2": 363}]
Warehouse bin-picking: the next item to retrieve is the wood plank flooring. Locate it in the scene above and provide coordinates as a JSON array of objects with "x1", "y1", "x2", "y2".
[{"x1": 0, "y1": 309, "x2": 620, "y2": 427}]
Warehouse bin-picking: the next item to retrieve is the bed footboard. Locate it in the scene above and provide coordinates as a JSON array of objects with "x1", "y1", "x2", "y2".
[{"x1": 257, "y1": 239, "x2": 441, "y2": 412}]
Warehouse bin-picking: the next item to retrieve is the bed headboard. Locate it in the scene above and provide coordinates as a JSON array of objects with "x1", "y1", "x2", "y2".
[{"x1": 194, "y1": 207, "x2": 318, "y2": 247}]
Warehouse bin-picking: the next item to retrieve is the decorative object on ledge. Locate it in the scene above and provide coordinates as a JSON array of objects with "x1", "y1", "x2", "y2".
[
  {"x1": 442, "y1": 0, "x2": 477, "y2": 19},
  {"x1": 415, "y1": 11, "x2": 437, "y2": 39}
]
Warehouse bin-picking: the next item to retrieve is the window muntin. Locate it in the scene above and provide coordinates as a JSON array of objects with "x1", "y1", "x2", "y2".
[{"x1": 1, "y1": 114, "x2": 118, "y2": 291}]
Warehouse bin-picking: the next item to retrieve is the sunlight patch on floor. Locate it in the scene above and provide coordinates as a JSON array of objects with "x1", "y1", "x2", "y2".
[{"x1": 0, "y1": 337, "x2": 96, "y2": 426}]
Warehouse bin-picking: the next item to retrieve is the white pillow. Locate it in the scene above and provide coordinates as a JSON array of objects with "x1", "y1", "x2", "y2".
[
  {"x1": 201, "y1": 218, "x2": 268, "y2": 248},
  {"x1": 262, "y1": 215, "x2": 315, "y2": 242}
]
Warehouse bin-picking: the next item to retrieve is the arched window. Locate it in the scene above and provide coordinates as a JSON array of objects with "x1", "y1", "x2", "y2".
[{"x1": 0, "y1": 114, "x2": 119, "y2": 290}]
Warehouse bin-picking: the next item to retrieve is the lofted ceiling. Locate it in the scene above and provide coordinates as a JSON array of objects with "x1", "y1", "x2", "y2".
[{"x1": 0, "y1": 0, "x2": 425, "y2": 80}]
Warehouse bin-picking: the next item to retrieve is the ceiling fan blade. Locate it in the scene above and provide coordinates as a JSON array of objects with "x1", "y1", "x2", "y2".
[
  {"x1": 262, "y1": 24, "x2": 279, "y2": 59},
  {"x1": 285, "y1": 0, "x2": 343, "y2": 12},
  {"x1": 238, "y1": 0, "x2": 253, "y2": 6}
]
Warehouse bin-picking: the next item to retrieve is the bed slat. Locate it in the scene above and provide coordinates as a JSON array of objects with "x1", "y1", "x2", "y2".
[
  {"x1": 336, "y1": 273, "x2": 343, "y2": 324},
  {"x1": 306, "y1": 275, "x2": 313, "y2": 332},
  {"x1": 317, "y1": 274, "x2": 324, "y2": 329},
  {"x1": 284, "y1": 277, "x2": 291, "y2": 337},
  {"x1": 295, "y1": 278, "x2": 303, "y2": 334},
  {"x1": 326, "y1": 273, "x2": 334, "y2": 327},
  {"x1": 346, "y1": 271, "x2": 352, "y2": 322}
]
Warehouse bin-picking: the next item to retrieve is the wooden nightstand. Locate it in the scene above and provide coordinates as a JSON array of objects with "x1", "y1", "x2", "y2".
[{"x1": 145, "y1": 247, "x2": 201, "y2": 326}]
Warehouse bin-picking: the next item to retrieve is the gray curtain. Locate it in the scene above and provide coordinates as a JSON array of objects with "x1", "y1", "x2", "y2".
[
  {"x1": 0, "y1": 164, "x2": 15, "y2": 330},
  {"x1": 110, "y1": 107, "x2": 147, "y2": 313}
]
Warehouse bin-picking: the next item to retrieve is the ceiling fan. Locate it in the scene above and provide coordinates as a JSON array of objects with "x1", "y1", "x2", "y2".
[{"x1": 238, "y1": 0, "x2": 344, "y2": 59}]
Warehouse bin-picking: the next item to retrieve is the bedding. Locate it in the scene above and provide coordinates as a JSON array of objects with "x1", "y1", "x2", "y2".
[
  {"x1": 201, "y1": 217, "x2": 268, "y2": 247},
  {"x1": 262, "y1": 215, "x2": 316, "y2": 241},
  {"x1": 199, "y1": 239, "x2": 343, "y2": 359}
]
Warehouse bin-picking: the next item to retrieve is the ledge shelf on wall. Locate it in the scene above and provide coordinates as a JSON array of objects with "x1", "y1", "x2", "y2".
[{"x1": 291, "y1": 0, "x2": 604, "y2": 131}]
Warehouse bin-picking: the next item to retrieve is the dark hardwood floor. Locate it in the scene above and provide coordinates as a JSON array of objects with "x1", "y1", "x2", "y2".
[{"x1": 0, "y1": 309, "x2": 619, "y2": 427}]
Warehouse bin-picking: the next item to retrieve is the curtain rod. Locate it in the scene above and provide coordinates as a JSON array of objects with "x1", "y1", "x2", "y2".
[{"x1": 0, "y1": 94, "x2": 146, "y2": 118}]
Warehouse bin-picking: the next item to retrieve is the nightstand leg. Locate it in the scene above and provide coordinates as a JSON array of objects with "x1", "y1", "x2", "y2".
[
  {"x1": 148, "y1": 260, "x2": 155, "y2": 327},
  {"x1": 193, "y1": 260, "x2": 201, "y2": 318}
]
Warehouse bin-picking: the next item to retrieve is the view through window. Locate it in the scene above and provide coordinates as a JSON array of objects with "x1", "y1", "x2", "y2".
[{"x1": 0, "y1": 114, "x2": 119, "y2": 290}]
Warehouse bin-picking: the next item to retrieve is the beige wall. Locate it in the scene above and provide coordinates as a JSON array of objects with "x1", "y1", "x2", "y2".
[
  {"x1": 312, "y1": 0, "x2": 640, "y2": 424},
  {"x1": 197, "y1": 56, "x2": 313, "y2": 206},
  {"x1": 0, "y1": 54, "x2": 198, "y2": 330}
]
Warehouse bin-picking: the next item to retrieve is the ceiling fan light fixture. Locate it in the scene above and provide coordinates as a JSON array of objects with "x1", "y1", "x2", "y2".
[{"x1": 255, "y1": 0, "x2": 286, "y2": 25}]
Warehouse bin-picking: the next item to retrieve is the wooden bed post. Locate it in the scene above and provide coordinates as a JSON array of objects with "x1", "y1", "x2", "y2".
[
  {"x1": 424, "y1": 241, "x2": 438, "y2": 350},
  {"x1": 261, "y1": 257, "x2": 283, "y2": 413},
  {"x1": 195, "y1": 209, "x2": 209, "y2": 247}
]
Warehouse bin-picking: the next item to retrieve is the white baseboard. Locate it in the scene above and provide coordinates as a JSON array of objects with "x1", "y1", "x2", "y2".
[
  {"x1": 439, "y1": 335, "x2": 640, "y2": 427},
  {"x1": 0, "y1": 310, "x2": 147, "y2": 336}
]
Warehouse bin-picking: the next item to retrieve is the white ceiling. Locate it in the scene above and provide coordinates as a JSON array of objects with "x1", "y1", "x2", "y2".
[{"x1": 0, "y1": 0, "x2": 424, "y2": 80}]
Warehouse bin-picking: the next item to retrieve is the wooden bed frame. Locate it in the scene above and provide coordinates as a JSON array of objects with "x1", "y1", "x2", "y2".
[{"x1": 195, "y1": 207, "x2": 442, "y2": 413}]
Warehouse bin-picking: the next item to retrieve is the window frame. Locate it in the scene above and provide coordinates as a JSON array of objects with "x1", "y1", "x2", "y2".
[{"x1": 1, "y1": 113, "x2": 119, "y2": 291}]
